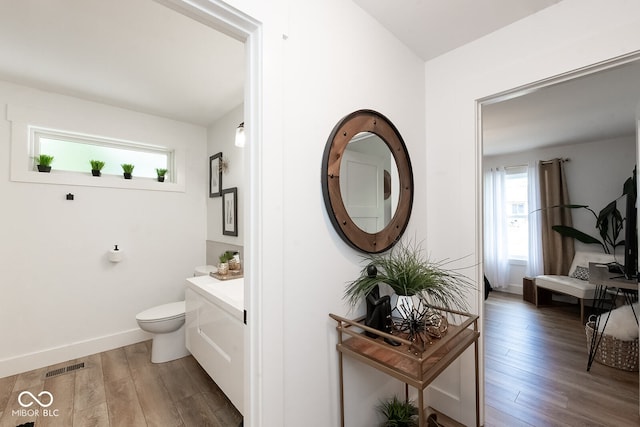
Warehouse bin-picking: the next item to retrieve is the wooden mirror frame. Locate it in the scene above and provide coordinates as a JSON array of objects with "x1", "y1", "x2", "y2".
[{"x1": 321, "y1": 109, "x2": 414, "y2": 253}]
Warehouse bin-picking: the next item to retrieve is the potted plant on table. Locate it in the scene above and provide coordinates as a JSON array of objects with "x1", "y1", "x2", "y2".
[
  {"x1": 218, "y1": 250, "x2": 235, "y2": 275},
  {"x1": 90, "y1": 160, "x2": 105, "y2": 177},
  {"x1": 155, "y1": 168, "x2": 168, "y2": 182},
  {"x1": 345, "y1": 240, "x2": 473, "y2": 348},
  {"x1": 121, "y1": 163, "x2": 135, "y2": 179},
  {"x1": 35, "y1": 154, "x2": 54, "y2": 172}
]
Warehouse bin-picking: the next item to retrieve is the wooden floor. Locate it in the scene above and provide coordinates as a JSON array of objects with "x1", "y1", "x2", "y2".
[
  {"x1": 484, "y1": 291, "x2": 639, "y2": 427},
  {"x1": 0, "y1": 341, "x2": 242, "y2": 427},
  {"x1": 2, "y1": 296, "x2": 638, "y2": 427}
]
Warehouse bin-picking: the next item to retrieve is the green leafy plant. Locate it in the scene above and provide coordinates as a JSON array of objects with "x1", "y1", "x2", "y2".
[
  {"x1": 121, "y1": 163, "x2": 135, "y2": 174},
  {"x1": 90, "y1": 160, "x2": 105, "y2": 171},
  {"x1": 155, "y1": 168, "x2": 168, "y2": 177},
  {"x1": 36, "y1": 154, "x2": 54, "y2": 167},
  {"x1": 219, "y1": 250, "x2": 235, "y2": 263},
  {"x1": 344, "y1": 239, "x2": 472, "y2": 311},
  {"x1": 550, "y1": 168, "x2": 636, "y2": 254},
  {"x1": 377, "y1": 396, "x2": 418, "y2": 427}
]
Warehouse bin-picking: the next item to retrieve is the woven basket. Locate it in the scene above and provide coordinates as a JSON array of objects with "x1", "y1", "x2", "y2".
[{"x1": 585, "y1": 321, "x2": 639, "y2": 371}]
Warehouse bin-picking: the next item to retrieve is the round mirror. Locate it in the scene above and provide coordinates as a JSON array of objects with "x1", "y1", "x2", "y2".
[{"x1": 322, "y1": 110, "x2": 413, "y2": 253}]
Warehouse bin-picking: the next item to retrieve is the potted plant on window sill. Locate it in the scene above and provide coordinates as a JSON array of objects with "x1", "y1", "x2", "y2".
[
  {"x1": 155, "y1": 168, "x2": 168, "y2": 182},
  {"x1": 90, "y1": 160, "x2": 105, "y2": 177},
  {"x1": 35, "y1": 154, "x2": 54, "y2": 173},
  {"x1": 121, "y1": 163, "x2": 134, "y2": 179}
]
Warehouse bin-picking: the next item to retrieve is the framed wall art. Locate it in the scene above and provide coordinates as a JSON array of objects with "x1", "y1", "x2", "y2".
[
  {"x1": 209, "y1": 152, "x2": 223, "y2": 197},
  {"x1": 222, "y1": 187, "x2": 238, "y2": 236}
]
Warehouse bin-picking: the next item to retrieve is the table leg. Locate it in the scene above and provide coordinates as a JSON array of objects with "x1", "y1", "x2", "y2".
[
  {"x1": 587, "y1": 285, "x2": 620, "y2": 371},
  {"x1": 338, "y1": 352, "x2": 344, "y2": 427},
  {"x1": 418, "y1": 387, "x2": 424, "y2": 427}
]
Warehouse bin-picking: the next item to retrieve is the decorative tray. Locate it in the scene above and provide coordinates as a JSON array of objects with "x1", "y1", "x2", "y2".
[{"x1": 210, "y1": 271, "x2": 243, "y2": 280}]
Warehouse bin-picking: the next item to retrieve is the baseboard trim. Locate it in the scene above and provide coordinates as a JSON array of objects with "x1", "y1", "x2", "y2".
[{"x1": 0, "y1": 328, "x2": 150, "y2": 378}]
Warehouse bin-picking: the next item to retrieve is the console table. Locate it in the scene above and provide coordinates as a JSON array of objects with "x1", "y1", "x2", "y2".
[
  {"x1": 330, "y1": 310, "x2": 479, "y2": 427},
  {"x1": 587, "y1": 262, "x2": 639, "y2": 371}
]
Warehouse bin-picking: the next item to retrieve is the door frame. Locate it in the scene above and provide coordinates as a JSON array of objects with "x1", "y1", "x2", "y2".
[{"x1": 154, "y1": 0, "x2": 264, "y2": 425}]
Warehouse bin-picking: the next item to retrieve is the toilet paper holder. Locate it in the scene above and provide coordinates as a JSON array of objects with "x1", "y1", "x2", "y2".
[{"x1": 109, "y1": 245, "x2": 123, "y2": 263}]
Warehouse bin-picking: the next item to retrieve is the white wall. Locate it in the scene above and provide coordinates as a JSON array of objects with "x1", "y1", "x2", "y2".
[
  {"x1": 279, "y1": 2, "x2": 426, "y2": 426},
  {"x1": 0, "y1": 80, "x2": 207, "y2": 376},
  {"x1": 485, "y1": 136, "x2": 636, "y2": 290},
  {"x1": 424, "y1": 0, "x2": 640, "y2": 424},
  {"x1": 207, "y1": 103, "x2": 244, "y2": 245}
]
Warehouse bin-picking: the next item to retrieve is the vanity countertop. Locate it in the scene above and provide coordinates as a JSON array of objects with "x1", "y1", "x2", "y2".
[{"x1": 185, "y1": 275, "x2": 244, "y2": 320}]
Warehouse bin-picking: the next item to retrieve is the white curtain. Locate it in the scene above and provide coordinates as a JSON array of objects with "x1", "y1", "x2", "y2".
[
  {"x1": 526, "y1": 161, "x2": 543, "y2": 277},
  {"x1": 484, "y1": 168, "x2": 509, "y2": 289}
]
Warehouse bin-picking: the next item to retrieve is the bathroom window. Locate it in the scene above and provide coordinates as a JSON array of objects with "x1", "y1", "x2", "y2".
[{"x1": 32, "y1": 127, "x2": 172, "y2": 180}]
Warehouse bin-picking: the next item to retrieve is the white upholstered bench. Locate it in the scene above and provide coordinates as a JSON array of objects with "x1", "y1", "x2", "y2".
[{"x1": 534, "y1": 251, "x2": 617, "y2": 320}]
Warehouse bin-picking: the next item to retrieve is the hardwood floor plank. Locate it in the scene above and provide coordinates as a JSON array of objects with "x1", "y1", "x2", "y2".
[
  {"x1": 39, "y1": 372, "x2": 75, "y2": 427},
  {"x1": 0, "y1": 374, "x2": 17, "y2": 411},
  {"x1": 73, "y1": 401, "x2": 110, "y2": 427},
  {"x1": 158, "y1": 359, "x2": 201, "y2": 403},
  {"x1": 175, "y1": 391, "x2": 222, "y2": 427},
  {"x1": 100, "y1": 346, "x2": 130, "y2": 383},
  {"x1": 0, "y1": 384, "x2": 44, "y2": 427},
  {"x1": 104, "y1": 376, "x2": 146, "y2": 427},
  {"x1": 125, "y1": 341, "x2": 183, "y2": 427},
  {"x1": 74, "y1": 353, "x2": 106, "y2": 412}
]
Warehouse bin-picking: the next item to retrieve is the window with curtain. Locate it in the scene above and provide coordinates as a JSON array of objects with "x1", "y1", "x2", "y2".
[
  {"x1": 485, "y1": 162, "x2": 542, "y2": 289},
  {"x1": 505, "y1": 166, "x2": 529, "y2": 261}
]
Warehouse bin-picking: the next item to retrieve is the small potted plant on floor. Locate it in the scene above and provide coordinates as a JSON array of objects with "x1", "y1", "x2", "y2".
[
  {"x1": 35, "y1": 154, "x2": 54, "y2": 172},
  {"x1": 90, "y1": 160, "x2": 105, "y2": 177},
  {"x1": 155, "y1": 168, "x2": 168, "y2": 182},
  {"x1": 121, "y1": 163, "x2": 135, "y2": 179},
  {"x1": 377, "y1": 396, "x2": 418, "y2": 427}
]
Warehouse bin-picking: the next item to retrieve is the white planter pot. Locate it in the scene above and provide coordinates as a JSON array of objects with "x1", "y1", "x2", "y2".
[{"x1": 390, "y1": 293, "x2": 422, "y2": 319}]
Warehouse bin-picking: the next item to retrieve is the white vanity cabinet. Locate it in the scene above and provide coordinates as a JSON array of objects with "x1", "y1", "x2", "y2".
[{"x1": 185, "y1": 275, "x2": 244, "y2": 414}]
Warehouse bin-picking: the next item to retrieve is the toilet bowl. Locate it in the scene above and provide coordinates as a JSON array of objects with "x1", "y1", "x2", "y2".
[{"x1": 136, "y1": 301, "x2": 189, "y2": 363}]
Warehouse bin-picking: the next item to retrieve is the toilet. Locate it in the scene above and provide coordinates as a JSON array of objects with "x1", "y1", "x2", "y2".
[{"x1": 136, "y1": 300, "x2": 189, "y2": 363}]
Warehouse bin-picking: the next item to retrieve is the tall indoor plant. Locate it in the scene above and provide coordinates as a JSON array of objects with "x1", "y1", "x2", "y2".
[{"x1": 550, "y1": 168, "x2": 636, "y2": 254}]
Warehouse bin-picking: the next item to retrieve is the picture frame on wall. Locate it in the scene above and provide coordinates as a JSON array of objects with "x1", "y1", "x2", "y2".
[
  {"x1": 209, "y1": 152, "x2": 223, "y2": 197},
  {"x1": 222, "y1": 187, "x2": 238, "y2": 236}
]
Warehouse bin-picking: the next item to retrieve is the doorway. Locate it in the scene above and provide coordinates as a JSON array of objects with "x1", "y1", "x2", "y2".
[{"x1": 478, "y1": 52, "x2": 640, "y2": 424}]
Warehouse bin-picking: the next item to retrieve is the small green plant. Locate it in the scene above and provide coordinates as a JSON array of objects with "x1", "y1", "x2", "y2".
[
  {"x1": 155, "y1": 168, "x2": 168, "y2": 177},
  {"x1": 377, "y1": 396, "x2": 418, "y2": 427},
  {"x1": 36, "y1": 154, "x2": 54, "y2": 166},
  {"x1": 121, "y1": 163, "x2": 135, "y2": 174},
  {"x1": 90, "y1": 160, "x2": 105, "y2": 171},
  {"x1": 344, "y1": 239, "x2": 473, "y2": 311},
  {"x1": 219, "y1": 250, "x2": 235, "y2": 263}
]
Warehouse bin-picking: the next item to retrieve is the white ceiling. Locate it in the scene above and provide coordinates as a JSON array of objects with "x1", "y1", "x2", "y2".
[
  {"x1": 0, "y1": 0, "x2": 244, "y2": 127},
  {"x1": 482, "y1": 60, "x2": 640, "y2": 156},
  {"x1": 355, "y1": 0, "x2": 640, "y2": 156},
  {"x1": 2, "y1": 0, "x2": 637, "y2": 154},
  {"x1": 353, "y1": 0, "x2": 564, "y2": 61}
]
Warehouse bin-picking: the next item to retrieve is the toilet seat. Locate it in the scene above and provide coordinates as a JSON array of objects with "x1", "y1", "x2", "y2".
[{"x1": 136, "y1": 301, "x2": 185, "y2": 323}]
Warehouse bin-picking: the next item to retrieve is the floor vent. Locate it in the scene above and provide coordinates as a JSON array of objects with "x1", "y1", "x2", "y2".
[{"x1": 45, "y1": 362, "x2": 85, "y2": 378}]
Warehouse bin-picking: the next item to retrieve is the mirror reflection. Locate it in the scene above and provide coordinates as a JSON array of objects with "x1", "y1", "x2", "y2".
[
  {"x1": 340, "y1": 132, "x2": 400, "y2": 233},
  {"x1": 321, "y1": 109, "x2": 413, "y2": 253}
]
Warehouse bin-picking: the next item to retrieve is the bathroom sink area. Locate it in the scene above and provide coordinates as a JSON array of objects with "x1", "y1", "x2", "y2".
[
  {"x1": 185, "y1": 274, "x2": 245, "y2": 414},
  {"x1": 186, "y1": 275, "x2": 243, "y2": 320}
]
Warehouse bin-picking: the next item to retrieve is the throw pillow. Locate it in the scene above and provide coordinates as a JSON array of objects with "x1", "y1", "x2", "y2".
[{"x1": 571, "y1": 265, "x2": 590, "y2": 281}]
